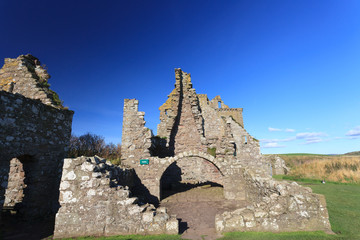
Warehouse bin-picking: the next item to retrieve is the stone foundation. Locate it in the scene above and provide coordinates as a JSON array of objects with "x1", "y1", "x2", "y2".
[
  {"x1": 215, "y1": 167, "x2": 332, "y2": 233},
  {"x1": 54, "y1": 156, "x2": 178, "y2": 238}
]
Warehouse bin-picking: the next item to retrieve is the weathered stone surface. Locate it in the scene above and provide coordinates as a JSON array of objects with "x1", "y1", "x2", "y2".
[
  {"x1": 121, "y1": 99, "x2": 152, "y2": 166},
  {"x1": 263, "y1": 155, "x2": 290, "y2": 175},
  {"x1": 0, "y1": 54, "x2": 65, "y2": 108},
  {"x1": 215, "y1": 167, "x2": 332, "y2": 233},
  {"x1": 0, "y1": 55, "x2": 73, "y2": 219},
  {"x1": 53, "y1": 156, "x2": 178, "y2": 238},
  {"x1": 119, "y1": 68, "x2": 332, "y2": 235}
]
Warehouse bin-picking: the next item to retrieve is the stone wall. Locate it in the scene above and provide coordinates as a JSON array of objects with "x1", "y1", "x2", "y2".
[
  {"x1": 263, "y1": 155, "x2": 290, "y2": 175},
  {"x1": 54, "y1": 156, "x2": 178, "y2": 238},
  {"x1": 121, "y1": 99, "x2": 152, "y2": 166},
  {"x1": 119, "y1": 68, "x2": 331, "y2": 234},
  {"x1": 0, "y1": 90, "x2": 73, "y2": 218},
  {"x1": 0, "y1": 54, "x2": 64, "y2": 108},
  {"x1": 156, "y1": 69, "x2": 207, "y2": 155},
  {"x1": 215, "y1": 167, "x2": 332, "y2": 233}
]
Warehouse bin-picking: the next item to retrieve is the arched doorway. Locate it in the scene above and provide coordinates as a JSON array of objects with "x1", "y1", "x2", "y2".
[
  {"x1": 159, "y1": 155, "x2": 225, "y2": 236},
  {"x1": 159, "y1": 156, "x2": 224, "y2": 200}
]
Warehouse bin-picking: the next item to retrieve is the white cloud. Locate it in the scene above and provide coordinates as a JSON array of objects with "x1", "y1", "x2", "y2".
[
  {"x1": 295, "y1": 132, "x2": 328, "y2": 145},
  {"x1": 296, "y1": 132, "x2": 327, "y2": 139},
  {"x1": 268, "y1": 127, "x2": 296, "y2": 133},
  {"x1": 285, "y1": 128, "x2": 295, "y2": 132},
  {"x1": 262, "y1": 131, "x2": 330, "y2": 147},
  {"x1": 261, "y1": 137, "x2": 296, "y2": 143},
  {"x1": 268, "y1": 127, "x2": 281, "y2": 132},
  {"x1": 303, "y1": 137, "x2": 323, "y2": 144},
  {"x1": 262, "y1": 142, "x2": 286, "y2": 148},
  {"x1": 346, "y1": 126, "x2": 360, "y2": 137}
]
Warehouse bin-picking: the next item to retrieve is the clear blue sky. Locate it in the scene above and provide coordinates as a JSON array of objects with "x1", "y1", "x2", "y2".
[{"x1": 1, "y1": 0, "x2": 359, "y2": 154}]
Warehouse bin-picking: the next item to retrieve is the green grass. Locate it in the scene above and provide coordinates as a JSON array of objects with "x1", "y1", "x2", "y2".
[{"x1": 219, "y1": 231, "x2": 340, "y2": 240}]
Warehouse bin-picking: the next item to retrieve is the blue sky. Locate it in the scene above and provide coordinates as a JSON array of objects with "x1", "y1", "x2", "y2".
[{"x1": 1, "y1": 0, "x2": 359, "y2": 154}]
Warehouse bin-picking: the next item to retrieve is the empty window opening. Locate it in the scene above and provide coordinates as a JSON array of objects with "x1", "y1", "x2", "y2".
[
  {"x1": 233, "y1": 143, "x2": 237, "y2": 156},
  {"x1": 218, "y1": 101, "x2": 221, "y2": 109},
  {"x1": 244, "y1": 136, "x2": 247, "y2": 144},
  {"x1": 165, "y1": 110, "x2": 168, "y2": 115},
  {"x1": 3, "y1": 155, "x2": 33, "y2": 216}
]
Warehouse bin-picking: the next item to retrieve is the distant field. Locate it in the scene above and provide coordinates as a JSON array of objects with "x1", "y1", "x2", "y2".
[{"x1": 276, "y1": 153, "x2": 360, "y2": 183}]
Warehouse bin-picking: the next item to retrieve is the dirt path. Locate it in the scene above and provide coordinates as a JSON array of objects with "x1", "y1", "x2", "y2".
[{"x1": 161, "y1": 186, "x2": 248, "y2": 240}]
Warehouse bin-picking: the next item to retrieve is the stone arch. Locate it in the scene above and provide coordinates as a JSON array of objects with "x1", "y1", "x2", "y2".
[
  {"x1": 156, "y1": 151, "x2": 224, "y2": 180},
  {"x1": 157, "y1": 151, "x2": 224, "y2": 200}
]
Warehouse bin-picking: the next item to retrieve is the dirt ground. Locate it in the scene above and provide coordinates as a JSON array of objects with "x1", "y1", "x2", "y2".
[
  {"x1": 1, "y1": 186, "x2": 246, "y2": 240},
  {"x1": 161, "y1": 185, "x2": 248, "y2": 240}
]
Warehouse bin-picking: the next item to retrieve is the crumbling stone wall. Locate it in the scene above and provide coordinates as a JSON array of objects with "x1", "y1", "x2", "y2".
[
  {"x1": 3, "y1": 158, "x2": 26, "y2": 207},
  {"x1": 0, "y1": 55, "x2": 73, "y2": 218},
  {"x1": 54, "y1": 156, "x2": 178, "y2": 238},
  {"x1": 215, "y1": 167, "x2": 332, "y2": 233},
  {"x1": 119, "y1": 68, "x2": 331, "y2": 234},
  {"x1": 0, "y1": 54, "x2": 64, "y2": 108},
  {"x1": 0, "y1": 90, "x2": 73, "y2": 217},
  {"x1": 263, "y1": 155, "x2": 290, "y2": 175},
  {"x1": 157, "y1": 69, "x2": 207, "y2": 155},
  {"x1": 121, "y1": 99, "x2": 152, "y2": 166}
]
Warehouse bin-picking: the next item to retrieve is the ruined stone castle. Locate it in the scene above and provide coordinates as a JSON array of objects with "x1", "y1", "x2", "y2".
[
  {"x1": 117, "y1": 69, "x2": 331, "y2": 233},
  {"x1": 0, "y1": 55, "x2": 332, "y2": 238}
]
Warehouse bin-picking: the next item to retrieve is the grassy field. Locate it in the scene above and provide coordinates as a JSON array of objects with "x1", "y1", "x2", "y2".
[{"x1": 277, "y1": 154, "x2": 360, "y2": 183}]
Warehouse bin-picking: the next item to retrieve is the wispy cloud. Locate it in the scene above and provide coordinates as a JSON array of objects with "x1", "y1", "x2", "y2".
[
  {"x1": 302, "y1": 137, "x2": 324, "y2": 144},
  {"x1": 346, "y1": 126, "x2": 360, "y2": 138},
  {"x1": 260, "y1": 137, "x2": 296, "y2": 143},
  {"x1": 262, "y1": 131, "x2": 328, "y2": 146},
  {"x1": 262, "y1": 142, "x2": 286, "y2": 148},
  {"x1": 268, "y1": 127, "x2": 296, "y2": 132},
  {"x1": 285, "y1": 128, "x2": 295, "y2": 132},
  {"x1": 295, "y1": 132, "x2": 328, "y2": 144},
  {"x1": 296, "y1": 132, "x2": 328, "y2": 139},
  {"x1": 268, "y1": 127, "x2": 281, "y2": 132}
]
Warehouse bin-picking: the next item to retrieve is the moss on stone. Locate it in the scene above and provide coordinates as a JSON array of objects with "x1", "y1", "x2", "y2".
[{"x1": 207, "y1": 147, "x2": 216, "y2": 157}]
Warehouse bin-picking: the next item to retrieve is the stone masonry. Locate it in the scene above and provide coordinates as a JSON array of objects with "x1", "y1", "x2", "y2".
[
  {"x1": 0, "y1": 54, "x2": 64, "y2": 108},
  {"x1": 215, "y1": 167, "x2": 331, "y2": 233},
  {"x1": 53, "y1": 156, "x2": 178, "y2": 238},
  {"x1": 0, "y1": 55, "x2": 73, "y2": 219},
  {"x1": 119, "y1": 68, "x2": 332, "y2": 234}
]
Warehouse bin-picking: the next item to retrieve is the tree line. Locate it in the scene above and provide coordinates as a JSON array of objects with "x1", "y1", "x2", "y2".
[{"x1": 68, "y1": 133, "x2": 121, "y2": 165}]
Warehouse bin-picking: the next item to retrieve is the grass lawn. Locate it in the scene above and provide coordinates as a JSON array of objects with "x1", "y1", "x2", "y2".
[{"x1": 61, "y1": 178, "x2": 360, "y2": 240}]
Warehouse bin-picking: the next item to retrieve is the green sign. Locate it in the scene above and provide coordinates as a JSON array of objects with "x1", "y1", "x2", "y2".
[{"x1": 140, "y1": 159, "x2": 149, "y2": 165}]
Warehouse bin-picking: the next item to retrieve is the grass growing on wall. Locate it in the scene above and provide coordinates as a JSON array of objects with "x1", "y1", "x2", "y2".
[{"x1": 207, "y1": 147, "x2": 216, "y2": 157}]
